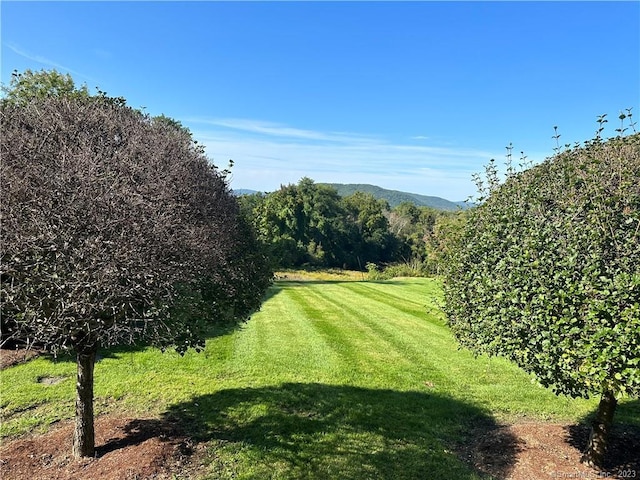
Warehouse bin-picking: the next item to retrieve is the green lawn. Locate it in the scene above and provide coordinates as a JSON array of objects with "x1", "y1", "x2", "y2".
[{"x1": 1, "y1": 276, "x2": 638, "y2": 479}]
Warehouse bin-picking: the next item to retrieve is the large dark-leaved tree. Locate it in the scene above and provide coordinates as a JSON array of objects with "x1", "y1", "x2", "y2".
[
  {"x1": 444, "y1": 122, "x2": 639, "y2": 468},
  {"x1": 1, "y1": 83, "x2": 272, "y2": 457}
]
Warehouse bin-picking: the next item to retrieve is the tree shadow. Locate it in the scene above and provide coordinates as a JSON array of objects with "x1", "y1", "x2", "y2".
[
  {"x1": 95, "y1": 418, "x2": 187, "y2": 457},
  {"x1": 142, "y1": 382, "x2": 521, "y2": 479},
  {"x1": 566, "y1": 398, "x2": 640, "y2": 472}
]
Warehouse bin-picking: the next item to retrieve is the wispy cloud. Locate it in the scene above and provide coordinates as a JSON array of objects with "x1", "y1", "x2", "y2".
[
  {"x1": 5, "y1": 43, "x2": 96, "y2": 82},
  {"x1": 186, "y1": 117, "x2": 499, "y2": 201},
  {"x1": 186, "y1": 117, "x2": 380, "y2": 144}
]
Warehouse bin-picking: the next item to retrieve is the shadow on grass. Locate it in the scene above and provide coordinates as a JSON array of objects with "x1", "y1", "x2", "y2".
[
  {"x1": 566, "y1": 399, "x2": 640, "y2": 472},
  {"x1": 148, "y1": 382, "x2": 520, "y2": 479}
]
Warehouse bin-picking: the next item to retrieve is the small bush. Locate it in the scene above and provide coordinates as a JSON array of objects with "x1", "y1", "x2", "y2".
[{"x1": 367, "y1": 259, "x2": 431, "y2": 280}]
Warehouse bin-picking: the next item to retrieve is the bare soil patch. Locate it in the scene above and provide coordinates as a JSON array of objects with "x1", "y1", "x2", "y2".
[
  {"x1": 0, "y1": 416, "x2": 206, "y2": 480},
  {"x1": 467, "y1": 422, "x2": 640, "y2": 480},
  {"x1": 1, "y1": 416, "x2": 638, "y2": 480},
  {"x1": 0, "y1": 348, "x2": 41, "y2": 370},
  {"x1": 37, "y1": 375, "x2": 69, "y2": 386}
]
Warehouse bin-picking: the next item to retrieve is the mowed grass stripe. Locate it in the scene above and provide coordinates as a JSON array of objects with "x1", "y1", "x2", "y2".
[
  {"x1": 299, "y1": 282, "x2": 428, "y2": 373},
  {"x1": 309, "y1": 282, "x2": 451, "y2": 360},
  {"x1": 265, "y1": 279, "x2": 596, "y2": 417},
  {"x1": 305, "y1": 281, "x2": 479, "y2": 393},
  {"x1": 345, "y1": 280, "x2": 439, "y2": 318},
  {"x1": 225, "y1": 282, "x2": 345, "y2": 384},
  {"x1": 275, "y1": 281, "x2": 467, "y2": 392},
  {"x1": 285, "y1": 283, "x2": 407, "y2": 381}
]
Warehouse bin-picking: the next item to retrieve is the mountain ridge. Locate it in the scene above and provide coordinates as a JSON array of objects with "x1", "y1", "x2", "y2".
[
  {"x1": 233, "y1": 184, "x2": 469, "y2": 211},
  {"x1": 322, "y1": 183, "x2": 468, "y2": 210}
]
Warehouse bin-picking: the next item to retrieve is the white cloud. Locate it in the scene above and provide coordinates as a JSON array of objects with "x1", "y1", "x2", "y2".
[
  {"x1": 186, "y1": 117, "x2": 380, "y2": 144},
  {"x1": 5, "y1": 43, "x2": 95, "y2": 82},
  {"x1": 186, "y1": 117, "x2": 499, "y2": 201}
]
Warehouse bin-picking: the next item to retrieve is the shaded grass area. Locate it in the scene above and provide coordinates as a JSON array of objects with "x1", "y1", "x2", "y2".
[
  {"x1": 162, "y1": 383, "x2": 515, "y2": 480},
  {"x1": 2, "y1": 277, "x2": 638, "y2": 479}
]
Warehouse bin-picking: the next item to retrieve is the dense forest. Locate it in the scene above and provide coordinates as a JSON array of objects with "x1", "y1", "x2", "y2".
[{"x1": 237, "y1": 177, "x2": 466, "y2": 274}]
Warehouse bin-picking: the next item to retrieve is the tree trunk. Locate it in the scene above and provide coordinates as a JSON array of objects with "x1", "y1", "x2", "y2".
[
  {"x1": 72, "y1": 345, "x2": 97, "y2": 458},
  {"x1": 582, "y1": 389, "x2": 617, "y2": 468}
]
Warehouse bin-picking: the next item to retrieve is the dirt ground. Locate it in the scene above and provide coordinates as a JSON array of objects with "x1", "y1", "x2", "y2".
[
  {"x1": 468, "y1": 422, "x2": 639, "y2": 480},
  {"x1": 0, "y1": 348, "x2": 41, "y2": 370},
  {"x1": 2, "y1": 349, "x2": 638, "y2": 480}
]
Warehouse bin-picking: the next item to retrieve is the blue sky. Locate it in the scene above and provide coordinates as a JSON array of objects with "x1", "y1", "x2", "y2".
[{"x1": 2, "y1": 1, "x2": 638, "y2": 201}]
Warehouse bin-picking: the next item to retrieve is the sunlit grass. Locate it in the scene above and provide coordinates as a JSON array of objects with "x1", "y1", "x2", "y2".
[{"x1": 2, "y1": 275, "x2": 638, "y2": 478}]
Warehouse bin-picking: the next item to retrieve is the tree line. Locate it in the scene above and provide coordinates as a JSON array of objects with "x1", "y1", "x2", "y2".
[{"x1": 237, "y1": 177, "x2": 466, "y2": 274}]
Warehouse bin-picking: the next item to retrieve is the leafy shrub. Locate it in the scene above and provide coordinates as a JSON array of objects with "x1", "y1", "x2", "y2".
[{"x1": 443, "y1": 118, "x2": 639, "y2": 466}]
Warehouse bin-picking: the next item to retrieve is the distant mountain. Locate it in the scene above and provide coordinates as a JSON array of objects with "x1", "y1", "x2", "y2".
[
  {"x1": 233, "y1": 184, "x2": 469, "y2": 210},
  {"x1": 232, "y1": 188, "x2": 259, "y2": 196},
  {"x1": 322, "y1": 183, "x2": 469, "y2": 210}
]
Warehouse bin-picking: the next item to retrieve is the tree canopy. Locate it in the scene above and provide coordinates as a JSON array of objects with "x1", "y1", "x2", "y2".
[
  {"x1": 1, "y1": 68, "x2": 91, "y2": 105},
  {"x1": 0, "y1": 73, "x2": 272, "y2": 457},
  {"x1": 240, "y1": 178, "x2": 400, "y2": 270},
  {"x1": 443, "y1": 128, "x2": 640, "y2": 467}
]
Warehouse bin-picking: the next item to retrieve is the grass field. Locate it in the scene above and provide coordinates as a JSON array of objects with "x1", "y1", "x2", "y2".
[{"x1": 1, "y1": 275, "x2": 638, "y2": 479}]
